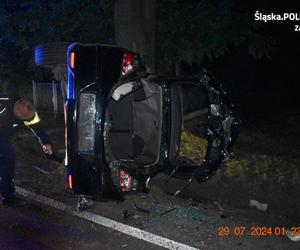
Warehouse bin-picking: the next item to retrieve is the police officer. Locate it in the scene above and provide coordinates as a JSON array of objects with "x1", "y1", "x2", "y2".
[{"x1": 0, "y1": 95, "x2": 53, "y2": 205}]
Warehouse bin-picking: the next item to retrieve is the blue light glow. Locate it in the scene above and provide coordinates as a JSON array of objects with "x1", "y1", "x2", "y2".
[
  {"x1": 34, "y1": 45, "x2": 44, "y2": 66},
  {"x1": 67, "y1": 70, "x2": 75, "y2": 100}
]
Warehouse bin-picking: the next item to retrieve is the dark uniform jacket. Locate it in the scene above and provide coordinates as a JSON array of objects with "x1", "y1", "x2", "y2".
[{"x1": 0, "y1": 95, "x2": 49, "y2": 145}]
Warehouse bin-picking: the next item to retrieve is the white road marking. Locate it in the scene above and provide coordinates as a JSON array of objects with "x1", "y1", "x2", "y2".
[
  {"x1": 0, "y1": 108, "x2": 7, "y2": 114},
  {"x1": 16, "y1": 186, "x2": 200, "y2": 250}
]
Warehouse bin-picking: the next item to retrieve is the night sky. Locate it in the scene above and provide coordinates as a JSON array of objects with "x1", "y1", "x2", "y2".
[
  {"x1": 214, "y1": 2, "x2": 300, "y2": 120},
  {"x1": 0, "y1": 1, "x2": 299, "y2": 120}
]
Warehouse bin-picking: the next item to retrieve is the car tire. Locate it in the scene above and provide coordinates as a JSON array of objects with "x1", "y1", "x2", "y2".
[{"x1": 34, "y1": 42, "x2": 70, "y2": 66}]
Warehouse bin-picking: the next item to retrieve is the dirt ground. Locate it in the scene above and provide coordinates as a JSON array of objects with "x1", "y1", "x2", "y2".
[{"x1": 9, "y1": 111, "x2": 300, "y2": 249}]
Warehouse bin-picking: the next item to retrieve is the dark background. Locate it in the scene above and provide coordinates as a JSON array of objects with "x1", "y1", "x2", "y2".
[{"x1": 0, "y1": 0, "x2": 299, "y2": 120}]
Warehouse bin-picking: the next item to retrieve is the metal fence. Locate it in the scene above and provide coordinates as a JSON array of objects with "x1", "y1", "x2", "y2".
[{"x1": 32, "y1": 80, "x2": 66, "y2": 118}]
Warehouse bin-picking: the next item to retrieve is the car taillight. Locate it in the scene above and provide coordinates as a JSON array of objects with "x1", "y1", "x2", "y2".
[
  {"x1": 68, "y1": 174, "x2": 73, "y2": 189},
  {"x1": 67, "y1": 166, "x2": 73, "y2": 190},
  {"x1": 121, "y1": 52, "x2": 134, "y2": 76},
  {"x1": 77, "y1": 93, "x2": 96, "y2": 152},
  {"x1": 119, "y1": 170, "x2": 133, "y2": 192}
]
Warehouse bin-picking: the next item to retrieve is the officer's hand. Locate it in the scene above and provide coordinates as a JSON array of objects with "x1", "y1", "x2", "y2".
[{"x1": 42, "y1": 144, "x2": 53, "y2": 155}]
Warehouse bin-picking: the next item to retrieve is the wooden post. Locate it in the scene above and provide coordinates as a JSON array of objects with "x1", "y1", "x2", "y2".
[
  {"x1": 32, "y1": 80, "x2": 37, "y2": 106},
  {"x1": 52, "y1": 81, "x2": 58, "y2": 119},
  {"x1": 60, "y1": 80, "x2": 66, "y2": 103}
]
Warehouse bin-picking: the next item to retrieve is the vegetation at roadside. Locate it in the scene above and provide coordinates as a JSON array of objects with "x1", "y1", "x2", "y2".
[
  {"x1": 180, "y1": 129, "x2": 300, "y2": 186},
  {"x1": 0, "y1": 0, "x2": 273, "y2": 90},
  {"x1": 180, "y1": 131, "x2": 207, "y2": 163}
]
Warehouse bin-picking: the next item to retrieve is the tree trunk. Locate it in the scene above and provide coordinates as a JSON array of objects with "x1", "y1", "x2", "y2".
[{"x1": 114, "y1": 0, "x2": 156, "y2": 73}]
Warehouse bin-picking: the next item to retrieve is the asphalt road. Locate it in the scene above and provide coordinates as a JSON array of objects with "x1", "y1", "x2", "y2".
[
  {"x1": 0, "y1": 200, "x2": 163, "y2": 250},
  {"x1": 5, "y1": 125, "x2": 299, "y2": 250},
  {"x1": 1, "y1": 180, "x2": 298, "y2": 250}
]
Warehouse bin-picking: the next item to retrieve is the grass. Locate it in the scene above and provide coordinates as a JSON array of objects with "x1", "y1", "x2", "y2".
[
  {"x1": 180, "y1": 130, "x2": 300, "y2": 186},
  {"x1": 180, "y1": 131, "x2": 207, "y2": 163}
]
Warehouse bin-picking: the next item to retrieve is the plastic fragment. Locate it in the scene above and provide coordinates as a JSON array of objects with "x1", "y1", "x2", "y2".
[
  {"x1": 160, "y1": 207, "x2": 176, "y2": 216},
  {"x1": 133, "y1": 203, "x2": 150, "y2": 214},
  {"x1": 77, "y1": 195, "x2": 93, "y2": 211},
  {"x1": 285, "y1": 230, "x2": 300, "y2": 241},
  {"x1": 249, "y1": 200, "x2": 268, "y2": 211}
]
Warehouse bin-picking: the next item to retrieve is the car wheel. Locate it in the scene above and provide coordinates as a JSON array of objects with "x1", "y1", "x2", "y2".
[{"x1": 34, "y1": 42, "x2": 70, "y2": 66}]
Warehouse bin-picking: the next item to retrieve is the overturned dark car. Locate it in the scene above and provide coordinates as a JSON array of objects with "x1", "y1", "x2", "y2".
[{"x1": 36, "y1": 43, "x2": 240, "y2": 200}]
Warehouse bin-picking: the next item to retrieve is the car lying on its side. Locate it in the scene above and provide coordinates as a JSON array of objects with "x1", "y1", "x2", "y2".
[{"x1": 35, "y1": 43, "x2": 240, "y2": 200}]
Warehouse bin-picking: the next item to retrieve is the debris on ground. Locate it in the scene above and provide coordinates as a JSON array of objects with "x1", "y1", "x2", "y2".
[
  {"x1": 285, "y1": 229, "x2": 300, "y2": 241},
  {"x1": 122, "y1": 210, "x2": 130, "y2": 219},
  {"x1": 212, "y1": 201, "x2": 224, "y2": 211},
  {"x1": 132, "y1": 203, "x2": 150, "y2": 214},
  {"x1": 160, "y1": 207, "x2": 176, "y2": 216},
  {"x1": 77, "y1": 195, "x2": 93, "y2": 211},
  {"x1": 173, "y1": 178, "x2": 193, "y2": 197},
  {"x1": 190, "y1": 198, "x2": 202, "y2": 208},
  {"x1": 33, "y1": 165, "x2": 62, "y2": 175},
  {"x1": 249, "y1": 200, "x2": 268, "y2": 211},
  {"x1": 194, "y1": 240, "x2": 205, "y2": 249},
  {"x1": 220, "y1": 214, "x2": 227, "y2": 219}
]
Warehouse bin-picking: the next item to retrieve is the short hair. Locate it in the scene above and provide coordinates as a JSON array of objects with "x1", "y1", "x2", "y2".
[{"x1": 13, "y1": 99, "x2": 36, "y2": 120}]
